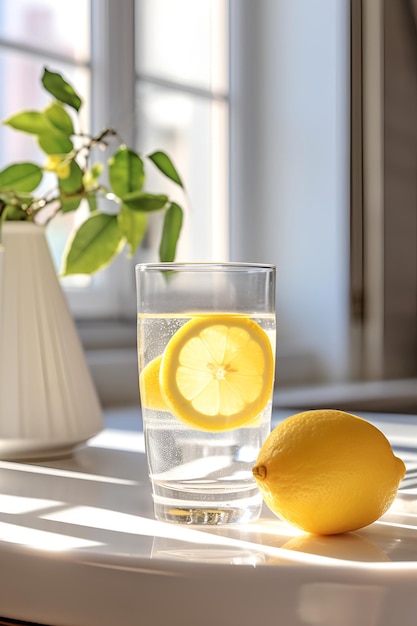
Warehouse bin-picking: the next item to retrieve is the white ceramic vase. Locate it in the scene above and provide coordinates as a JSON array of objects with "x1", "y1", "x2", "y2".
[{"x1": 0, "y1": 222, "x2": 103, "y2": 460}]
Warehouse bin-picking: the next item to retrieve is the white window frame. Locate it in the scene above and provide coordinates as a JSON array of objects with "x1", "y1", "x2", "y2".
[
  {"x1": 71, "y1": 0, "x2": 230, "y2": 320},
  {"x1": 0, "y1": 0, "x2": 137, "y2": 321},
  {"x1": 67, "y1": 0, "x2": 138, "y2": 320}
]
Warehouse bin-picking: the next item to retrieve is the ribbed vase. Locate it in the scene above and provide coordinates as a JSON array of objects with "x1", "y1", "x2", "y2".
[{"x1": 0, "y1": 222, "x2": 103, "y2": 460}]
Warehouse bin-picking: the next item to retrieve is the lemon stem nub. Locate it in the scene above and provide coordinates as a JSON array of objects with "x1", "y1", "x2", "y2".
[{"x1": 253, "y1": 465, "x2": 267, "y2": 480}]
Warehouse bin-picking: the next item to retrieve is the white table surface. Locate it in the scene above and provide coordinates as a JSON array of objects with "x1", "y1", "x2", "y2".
[{"x1": 0, "y1": 407, "x2": 417, "y2": 626}]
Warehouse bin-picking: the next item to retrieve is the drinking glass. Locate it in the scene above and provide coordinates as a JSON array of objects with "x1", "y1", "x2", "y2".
[{"x1": 136, "y1": 263, "x2": 276, "y2": 525}]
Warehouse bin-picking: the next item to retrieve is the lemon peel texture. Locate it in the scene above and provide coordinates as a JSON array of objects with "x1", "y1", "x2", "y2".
[{"x1": 253, "y1": 409, "x2": 406, "y2": 535}]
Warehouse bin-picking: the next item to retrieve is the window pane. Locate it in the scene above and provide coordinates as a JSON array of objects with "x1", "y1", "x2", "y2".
[
  {"x1": 0, "y1": 48, "x2": 90, "y2": 275},
  {"x1": 0, "y1": 0, "x2": 90, "y2": 63},
  {"x1": 136, "y1": 83, "x2": 228, "y2": 261},
  {"x1": 0, "y1": 0, "x2": 90, "y2": 284},
  {"x1": 135, "y1": 0, "x2": 228, "y2": 93}
]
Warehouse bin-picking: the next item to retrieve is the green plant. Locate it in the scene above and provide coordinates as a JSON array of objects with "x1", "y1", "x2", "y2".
[{"x1": 0, "y1": 67, "x2": 184, "y2": 275}]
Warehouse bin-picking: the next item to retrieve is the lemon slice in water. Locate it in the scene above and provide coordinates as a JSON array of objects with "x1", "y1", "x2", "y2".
[
  {"x1": 139, "y1": 354, "x2": 169, "y2": 412},
  {"x1": 160, "y1": 314, "x2": 274, "y2": 431}
]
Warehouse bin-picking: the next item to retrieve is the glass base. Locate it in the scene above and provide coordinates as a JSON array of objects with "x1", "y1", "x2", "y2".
[{"x1": 153, "y1": 501, "x2": 262, "y2": 525}]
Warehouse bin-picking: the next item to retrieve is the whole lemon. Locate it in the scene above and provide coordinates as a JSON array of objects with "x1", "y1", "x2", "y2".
[{"x1": 252, "y1": 409, "x2": 406, "y2": 535}]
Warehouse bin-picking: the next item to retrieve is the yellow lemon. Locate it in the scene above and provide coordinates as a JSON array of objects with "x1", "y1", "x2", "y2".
[
  {"x1": 159, "y1": 314, "x2": 274, "y2": 432},
  {"x1": 252, "y1": 409, "x2": 406, "y2": 535},
  {"x1": 139, "y1": 355, "x2": 169, "y2": 411}
]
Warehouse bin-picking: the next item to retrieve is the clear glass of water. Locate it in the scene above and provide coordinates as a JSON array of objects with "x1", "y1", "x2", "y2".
[{"x1": 135, "y1": 263, "x2": 276, "y2": 525}]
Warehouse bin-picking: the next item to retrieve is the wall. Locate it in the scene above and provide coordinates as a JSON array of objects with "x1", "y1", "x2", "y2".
[{"x1": 230, "y1": 0, "x2": 351, "y2": 385}]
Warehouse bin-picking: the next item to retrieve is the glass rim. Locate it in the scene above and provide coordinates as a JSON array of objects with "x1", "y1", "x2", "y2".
[{"x1": 135, "y1": 262, "x2": 276, "y2": 272}]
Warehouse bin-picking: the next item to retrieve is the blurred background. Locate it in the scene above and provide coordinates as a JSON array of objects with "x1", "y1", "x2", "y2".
[{"x1": 0, "y1": 0, "x2": 416, "y2": 412}]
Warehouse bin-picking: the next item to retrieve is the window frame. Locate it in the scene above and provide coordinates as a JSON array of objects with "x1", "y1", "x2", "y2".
[
  {"x1": 0, "y1": 0, "x2": 232, "y2": 351},
  {"x1": 351, "y1": 0, "x2": 417, "y2": 381},
  {"x1": 73, "y1": 0, "x2": 231, "y2": 320},
  {"x1": 67, "y1": 0, "x2": 138, "y2": 320}
]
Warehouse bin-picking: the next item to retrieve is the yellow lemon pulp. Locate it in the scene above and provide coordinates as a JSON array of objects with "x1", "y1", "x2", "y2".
[
  {"x1": 159, "y1": 314, "x2": 274, "y2": 432},
  {"x1": 139, "y1": 354, "x2": 169, "y2": 411},
  {"x1": 252, "y1": 409, "x2": 406, "y2": 535}
]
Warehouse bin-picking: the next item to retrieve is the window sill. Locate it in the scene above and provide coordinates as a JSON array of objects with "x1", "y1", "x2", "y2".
[
  {"x1": 275, "y1": 378, "x2": 417, "y2": 415},
  {"x1": 76, "y1": 319, "x2": 139, "y2": 407},
  {"x1": 76, "y1": 318, "x2": 137, "y2": 351}
]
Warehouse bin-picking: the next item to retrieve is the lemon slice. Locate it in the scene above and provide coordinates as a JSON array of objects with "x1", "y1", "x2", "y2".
[
  {"x1": 160, "y1": 315, "x2": 274, "y2": 431},
  {"x1": 139, "y1": 354, "x2": 169, "y2": 411}
]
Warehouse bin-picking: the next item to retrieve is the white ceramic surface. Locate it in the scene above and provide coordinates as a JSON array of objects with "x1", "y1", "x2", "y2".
[{"x1": 0, "y1": 408, "x2": 416, "y2": 626}]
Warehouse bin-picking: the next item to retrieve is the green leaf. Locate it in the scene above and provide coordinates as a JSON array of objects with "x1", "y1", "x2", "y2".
[
  {"x1": 5, "y1": 109, "x2": 73, "y2": 154},
  {"x1": 148, "y1": 150, "x2": 183, "y2": 188},
  {"x1": 117, "y1": 204, "x2": 148, "y2": 256},
  {"x1": 4, "y1": 204, "x2": 29, "y2": 221},
  {"x1": 41, "y1": 68, "x2": 82, "y2": 111},
  {"x1": 44, "y1": 102, "x2": 74, "y2": 135},
  {"x1": 108, "y1": 146, "x2": 145, "y2": 197},
  {"x1": 60, "y1": 193, "x2": 83, "y2": 213},
  {"x1": 59, "y1": 160, "x2": 83, "y2": 194},
  {"x1": 37, "y1": 130, "x2": 73, "y2": 155},
  {"x1": 0, "y1": 163, "x2": 43, "y2": 192},
  {"x1": 3, "y1": 111, "x2": 52, "y2": 135},
  {"x1": 159, "y1": 202, "x2": 183, "y2": 262},
  {"x1": 59, "y1": 160, "x2": 89, "y2": 211},
  {"x1": 61, "y1": 212, "x2": 125, "y2": 276},
  {"x1": 122, "y1": 191, "x2": 168, "y2": 212},
  {"x1": 86, "y1": 193, "x2": 97, "y2": 213}
]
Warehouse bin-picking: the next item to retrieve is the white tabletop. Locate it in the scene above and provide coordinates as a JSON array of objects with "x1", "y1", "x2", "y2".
[{"x1": 0, "y1": 407, "x2": 417, "y2": 626}]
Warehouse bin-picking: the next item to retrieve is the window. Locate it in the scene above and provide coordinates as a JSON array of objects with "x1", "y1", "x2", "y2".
[
  {"x1": 0, "y1": 0, "x2": 229, "y2": 319},
  {"x1": 0, "y1": 0, "x2": 95, "y2": 312},
  {"x1": 1, "y1": 0, "x2": 414, "y2": 407},
  {"x1": 135, "y1": 0, "x2": 229, "y2": 263}
]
